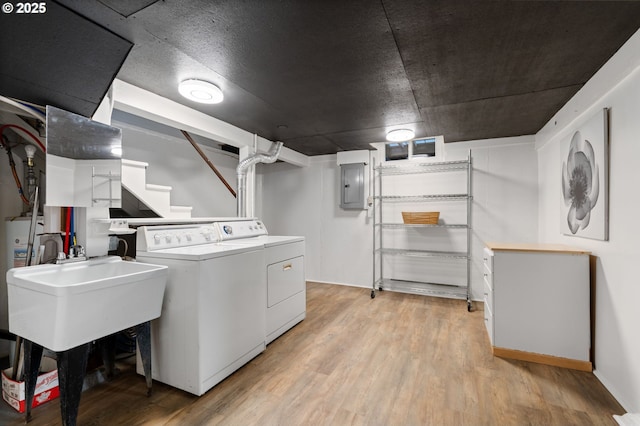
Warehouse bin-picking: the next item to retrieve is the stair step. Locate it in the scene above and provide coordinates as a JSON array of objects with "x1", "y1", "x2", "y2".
[
  {"x1": 146, "y1": 183, "x2": 172, "y2": 192},
  {"x1": 122, "y1": 160, "x2": 148, "y2": 194},
  {"x1": 170, "y1": 206, "x2": 193, "y2": 213},
  {"x1": 121, "y1": 158, "x2": 192, "y2": 219},
  {"x1": 122, "y1": 159, "x2": 148, "y2": 169},
  {"x1": 169, "y1": 205, "x2": 193, "y2": 219}
]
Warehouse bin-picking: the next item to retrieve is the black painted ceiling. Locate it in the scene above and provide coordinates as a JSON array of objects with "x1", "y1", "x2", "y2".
[
  {"x1": 0, "y1": 1, "x2": 132, "y2": 118},
  {"x1": 3, "y1": 1, "x2": 640, "y2": 156}
]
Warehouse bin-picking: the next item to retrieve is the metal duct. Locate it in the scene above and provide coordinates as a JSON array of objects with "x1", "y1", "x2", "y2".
[{"x1": 237, "y1": 141, "x2": 283, "y2": 217}]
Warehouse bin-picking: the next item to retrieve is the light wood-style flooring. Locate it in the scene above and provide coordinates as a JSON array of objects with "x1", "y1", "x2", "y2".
[{"x1": 0, "y1": 282, "x2": 625, "y2": 425}]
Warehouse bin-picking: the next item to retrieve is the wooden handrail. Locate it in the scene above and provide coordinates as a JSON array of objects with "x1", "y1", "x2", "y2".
[{"x1": 180, "y1": 130, "x2": 237, "y2": 198}]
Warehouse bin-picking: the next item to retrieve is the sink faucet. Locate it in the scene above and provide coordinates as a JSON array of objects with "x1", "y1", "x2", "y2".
[
  {"x1": 56, "y1": 245, "x2": 87, "y2": 264},
  {"x1": 71, "y1": 245, "x2": 86, "y2": 258}
]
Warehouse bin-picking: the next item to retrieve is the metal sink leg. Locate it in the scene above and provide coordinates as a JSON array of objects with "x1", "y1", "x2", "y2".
[
  {"x1": 57, "y1": 343, "x2": 91, "y2": 426},
  {"x1": 135, "y1": 321, "x2": 153, "y2": 396}
]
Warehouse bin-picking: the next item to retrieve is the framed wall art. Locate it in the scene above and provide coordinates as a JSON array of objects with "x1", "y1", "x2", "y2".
[{"x1": 560, "y1": 108, "x2": 609, "y2": 241}]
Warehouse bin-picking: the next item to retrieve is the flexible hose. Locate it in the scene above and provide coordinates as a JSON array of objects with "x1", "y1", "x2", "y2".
[
  {"x1": 0, "y1": 103, "x2": 45, "y2": 206},
  {"x1": 10, "y1": 157, "x2": 30, "y2": 205},
  {"x1": 236, "y1": 141, "x2": 283, "y2": 216},
  {"x1": 117, "y1": 238, "x2": 129, "y2": 259},
  {"x1": 1, "y1": 136, "x2": 30, "y2": 205},
  {"x1": 0, "y1": 124, "x2": 45, "y2": 152}
]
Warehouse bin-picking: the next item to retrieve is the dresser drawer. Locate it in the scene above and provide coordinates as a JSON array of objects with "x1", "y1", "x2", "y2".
[
  {"x1": 484, "y1": 289, "x2": 494, "y2": 345},
  {"x1": 483, "y1": 266, "x2": 492, "y2": 289},
  {"x1": 483, "y1": 276, "x2": 493, "y2": 311},
  {"x1": 483, "y1": 267, "x2": 494, "y2": 345},
  {"x1": 484, "y1": 300, "x2": 494, "y2": 345},
  {"x1": 483, "y1": 247, "x2": 494, "y2": 273}
]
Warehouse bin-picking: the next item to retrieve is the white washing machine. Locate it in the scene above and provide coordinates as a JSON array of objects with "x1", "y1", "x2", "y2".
[
  {"x1": 214, "y1": 219, "x2": 305, "y2": 344},
  {"x1": 135, "y1": 223, "x2": 265, "y2": 396}
]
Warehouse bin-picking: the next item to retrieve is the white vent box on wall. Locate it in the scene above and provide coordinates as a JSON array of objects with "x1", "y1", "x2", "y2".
[{"x1": 336, "y1": 150, "x2": 370, "y2": 166}]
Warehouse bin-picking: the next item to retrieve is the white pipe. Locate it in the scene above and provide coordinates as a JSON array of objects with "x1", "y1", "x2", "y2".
[
  {"x1": 0, "y1": 95, "x2": 46, "y2": 122},
  {"x1": 237, "y1": 141, "x2": 283, "y2": 217}
]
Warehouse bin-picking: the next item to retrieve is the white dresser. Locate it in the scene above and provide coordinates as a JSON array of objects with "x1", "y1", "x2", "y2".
[{"x1": 483, "y1": 243, "x2": 591, "y2": 371}]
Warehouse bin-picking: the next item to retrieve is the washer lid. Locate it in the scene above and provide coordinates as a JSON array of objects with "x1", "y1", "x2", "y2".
[
  {"x1": 215, "y1": 235, "x2": 304, "y2": 247},
  {"x1": 137, "y1": 242, "x2": 261, "y2": 261},
  {"x1": 262, "y1": 235, "x2": 304, "y2": 247}
]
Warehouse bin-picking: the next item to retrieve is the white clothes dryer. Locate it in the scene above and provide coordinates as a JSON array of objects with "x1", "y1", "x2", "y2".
[
  {"x1": 135, "y1": 223, "x2": 265, "y2": 396},
  {"x1": 214, "y1": 219, "x2": 305, "y2": 344}
]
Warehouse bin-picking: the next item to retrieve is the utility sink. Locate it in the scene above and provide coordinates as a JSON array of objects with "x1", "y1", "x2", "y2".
[{"x1": 7, "y1": 256, "x2": 168, "y2": 352}]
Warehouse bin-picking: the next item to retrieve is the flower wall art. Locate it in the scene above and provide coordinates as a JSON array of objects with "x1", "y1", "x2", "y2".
[{"x1": 561, "y1": 108, "x2": 609, "y2": 240}]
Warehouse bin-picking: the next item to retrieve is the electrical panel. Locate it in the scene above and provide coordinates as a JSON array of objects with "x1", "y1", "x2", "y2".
[{"x1": 340, "y1": 163, "x2": 365, "y2": 210}]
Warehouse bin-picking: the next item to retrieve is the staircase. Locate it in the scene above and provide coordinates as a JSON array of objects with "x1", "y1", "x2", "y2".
[{"x1": 121, "y1": 159, "x2": 192, "y2": 219}]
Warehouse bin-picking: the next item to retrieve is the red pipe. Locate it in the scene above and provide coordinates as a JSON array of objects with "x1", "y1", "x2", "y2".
[
  {"x1": 0, "y1": 124, "x2": 46, "y2": 152},
  {"x1": 64, "y1": 207, "x2": 71, "y2": 255}
]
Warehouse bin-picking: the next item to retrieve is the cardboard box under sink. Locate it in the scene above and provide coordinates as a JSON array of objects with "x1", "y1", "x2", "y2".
[{"x1": 1, "y1": 357, "x2": 59, "y2": 413}]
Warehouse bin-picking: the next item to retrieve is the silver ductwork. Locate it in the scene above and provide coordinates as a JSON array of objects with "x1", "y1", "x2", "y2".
[{"x1": 237, "y1": 141, "x2": 283, "y2": 217}]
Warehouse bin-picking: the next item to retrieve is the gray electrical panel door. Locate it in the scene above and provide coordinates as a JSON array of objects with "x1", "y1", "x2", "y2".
[{"x1": 340, "y1": 163, "x2": 365, "y2": 210}]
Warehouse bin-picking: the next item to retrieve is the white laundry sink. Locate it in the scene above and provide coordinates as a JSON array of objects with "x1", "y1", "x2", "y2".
[{"x1": 6, "y1": 256, "x2": 168, "y2": 352}]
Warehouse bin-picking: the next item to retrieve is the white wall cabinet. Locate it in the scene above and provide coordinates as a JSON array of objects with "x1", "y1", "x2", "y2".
[{"x1": 483, "y1": 243, "x2": 591, "y2": 371}]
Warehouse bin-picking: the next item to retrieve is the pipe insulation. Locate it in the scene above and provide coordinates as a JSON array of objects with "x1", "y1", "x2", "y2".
[{"x1": 236, "y1": 141, "x2": 283, "y2": 217}]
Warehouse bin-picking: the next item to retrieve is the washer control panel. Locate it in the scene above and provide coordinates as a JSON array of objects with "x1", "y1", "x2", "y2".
[
  {"x1": 137, "y1": 224, "x2": 219, "y2": 251},
  {"x1": 215, "y1": 219, "x2": 268, "y2": 241}
]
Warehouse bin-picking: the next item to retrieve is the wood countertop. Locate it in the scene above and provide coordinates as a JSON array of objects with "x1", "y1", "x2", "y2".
[{"x1": 486, "y1": 242, "x2": 591, "y2": 255}]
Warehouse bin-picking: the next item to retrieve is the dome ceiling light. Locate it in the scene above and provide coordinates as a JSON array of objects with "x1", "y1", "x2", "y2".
[
  {"x1": 386, "y1": 128, "x2": 415, "y2": 142},
  {"x1": 178, "y1": 79, "x2": 224, "y2": 104}
]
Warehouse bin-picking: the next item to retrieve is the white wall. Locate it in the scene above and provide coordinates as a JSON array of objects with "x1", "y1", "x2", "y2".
[
  {"x1": 114, "y1": 119, "x2": 238, "y2": 217},
  {"x1": 258, "y1": 156, "x2": 373, "y2": 287},
  {"x1": 535, "y1": 28, "x2": 640, "y2": 413},
  {"x1": 258, "y1": 137, "x2": 538, "y2": 300},
  {"x1": 448, "y1": 138, "x2": 539, "y2": 299}
]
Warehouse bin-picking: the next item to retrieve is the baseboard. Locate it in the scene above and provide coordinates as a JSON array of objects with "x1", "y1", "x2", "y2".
[
  {"x1": 305, "y1": 280, "x2": 369, "y2": 289},
  {"x1": 493, "y1": 346, "x2": 592, "y2": 372},
  {"x1": 306, "y1": 280, "x2": 484, "y2": 302},
  {"x1": 594, "y1": 369, "x2": 636, "y2": 413}
]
